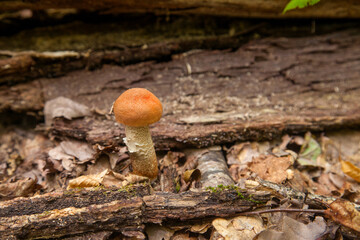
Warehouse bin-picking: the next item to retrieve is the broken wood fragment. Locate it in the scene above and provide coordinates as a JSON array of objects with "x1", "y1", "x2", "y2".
[
  {"x1": 28, "y1": 28, "x2": 360, "y2": 149},
  {"x1": 0, "y1": 186, "x2": 270, "y2": 239},
  {"x1": 1, "y1": 180, "x2": 348, "y2": 239}
]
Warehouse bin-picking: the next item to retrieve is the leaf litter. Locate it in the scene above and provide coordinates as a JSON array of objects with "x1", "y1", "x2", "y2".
[{"x1": 2, "y1": 110, "x2": 360, "y2": 240}]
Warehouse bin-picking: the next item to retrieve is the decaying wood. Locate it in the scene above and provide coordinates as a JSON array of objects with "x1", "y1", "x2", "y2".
[
  {"x1": 0, "y1": 185, "x2": 271, "y2": 239},
  {"x1": 1, "y1": 180, "x2": 349, "y2": 239},
  {"x1": 41, "y1": 29, "x2": 360, "y2": 149},
  {"x1": 0, "y1": 0, "x2": 359, "y2": 18},
  {"x1": 0, "y1": 35, "x2": 244, "y2": 85},
  {"x1": 0, "y1": 15, "x2": 265, "y2": 85},
  {"x1": 186, "y1": 147, "x2": 235, "y2": 188},
  {"x1": 2, "y1": 29, "x2": 360, "y2": 148},
  {"x1": 1, "y1": 179, "x2": 342, "y2": 239}
]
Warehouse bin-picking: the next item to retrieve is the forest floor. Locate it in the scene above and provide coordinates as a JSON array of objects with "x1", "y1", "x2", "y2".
[{"x1": 0, "y1": 10, "x2": 360, "y2": 239}]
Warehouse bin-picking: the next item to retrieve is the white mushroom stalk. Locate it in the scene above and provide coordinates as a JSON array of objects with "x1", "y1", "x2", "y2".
[
  {"x1": 123, "y1": 126, "x2": 158, "y2": 179},
  {"x1": 113, "y1": 88, "x2": 162, "y2": 179}
]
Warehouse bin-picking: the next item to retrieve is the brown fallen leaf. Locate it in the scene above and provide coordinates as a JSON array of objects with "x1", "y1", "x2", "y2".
[
  {"x1": 255, "y1": 216, "x2": 327, "y2": 240},
  {"x1": 248, "y1": 154, "x2": 294, "y2": 183},
  {"x1": 340, "y1": 159, "x2": 360, "y2": 183},
  {"x1": 212, "y1": 216, "x2": 264, "y2": 240},
  {"x1": 67, "y1": 169, "x2": 106, "y2": 189},
  {"x1": 44, "y1": 96, "x2": 91, "y2": 126},
  {"x1": 325, "y1": 198, "x2": 360, "y2": 232},
  {"x1": 146, "y1": 225, "x2": 175, "y2": 240},
  {"x1": 0, "y1": 177, "x2": 41, "y2": 200},
  {"x1": 183, "y1": 169, "x2": 201, "y2": 183},
  {"x1": 190, "y1": 223, "x2": 211, "y2": 234},
  {"x1": 60, "y1": 140, "x2": 96, "y2": 163},
  {"x1": 67, "y1": 169, "x2": 148, "y2": 189}
]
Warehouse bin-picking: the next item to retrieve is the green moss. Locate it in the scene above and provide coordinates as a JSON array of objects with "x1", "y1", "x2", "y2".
[
  {"x1": 206, "y1": 184, "x2": 262, "y2": 204},
  {"x1": 0, "y1": 16, "x2": 237, "y2": 51},
  {"x1": 37, "y1": 210, "x2": 52, "y2": 218}
]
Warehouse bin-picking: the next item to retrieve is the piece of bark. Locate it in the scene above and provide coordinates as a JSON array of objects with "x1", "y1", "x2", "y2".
[
  {"x1": 43, "y1": 29, "x2": 360, "y2": 149},
  {"x1": 185, "y1": 147, "x2": 235, "y2": 188},
  {"x1": 0, "y1": 186, "x2": 270, "y2": 239},
  {"x1": 2, "y1": 29, "x2": 360, "y2": 148},
  {"x1": 0, "y1": 15, "x2": 258, "y2": 85},
  {"x1": 0, "y1": 0, "x2": 359, "y2": 18},
  {"x1": 1, "y1": 179, "x2": 349, "y2": 239}
]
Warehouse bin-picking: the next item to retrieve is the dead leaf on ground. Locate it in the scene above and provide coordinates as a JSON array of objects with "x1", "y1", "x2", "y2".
[
  {"x1": 44, "y1": 96, "x2": 91, "y2": 126},
  {"x1": 146, "y1": 225, "x2": 175, "y2": 240},
  {"x1": 340, "y1": 159, "x2": 360, "y2": 183},
  {"x1": 67, "y1": 169, "x2": 148, "y2": 189},
  {"x1": 212, "y1": 216, "x2": 264, "y2": 240},
  {"x1": 183, "y1": 169, "x2": 201, "y2": 183},
  {"x1": 325, "y1": 198, "x2": 360, "y2": 232},
  {"x1": 85, "y1": 154, "x2": 111, "y2": 175},
  {"x1": 48, "y1": 140, "x2": 97, "y2": 176},
  {"x1": 248, "y1": 154, "x2": 294, "y2": 183},
  {"x1": 327, "y1": 130, "x2": 360, "y2": 162},
  {"x1": 0, "y1": 177, "x2": 41, "y2": 200},
  {"x1": 190, "y1": 223, "x2": 211, "y2": 234},
  {"x1": 60, "y1": 140, "x2": 96, "y2": 163},
  {"x1": 255, "y1": 216, "x2": 327, "y2": 240}
]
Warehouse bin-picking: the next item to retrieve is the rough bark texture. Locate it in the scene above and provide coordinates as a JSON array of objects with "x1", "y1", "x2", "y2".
[
  {"x1": 0, "y1": 16, "x2": 261, "y2": 84},
  {"x1": 1, "y1": 182, "x2": 335, "y2": 239},
  {"x1": 0, "y1": 0, "x2": 359, "y2": 18},
  {"x1": 2, "y1": 28, "x2": 360, "y2": 148},
  {"x1": 39, "y1": 29, "x2": 360, "y2": 149}
]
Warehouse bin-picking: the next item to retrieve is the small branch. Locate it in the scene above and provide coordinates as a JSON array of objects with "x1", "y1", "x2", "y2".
[{"x1": 239, "y1": 208, "x2": 326, "y2": 216}]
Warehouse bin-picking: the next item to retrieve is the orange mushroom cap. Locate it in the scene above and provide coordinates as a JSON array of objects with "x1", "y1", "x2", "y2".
[{"x1": 113, "y1": 88, "x2": 163, "y2": 127}]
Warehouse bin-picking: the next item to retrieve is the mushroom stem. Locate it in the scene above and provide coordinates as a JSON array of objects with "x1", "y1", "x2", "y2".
[{"x1": 123, "y1": 125, "x2": 158, "y2": 179}]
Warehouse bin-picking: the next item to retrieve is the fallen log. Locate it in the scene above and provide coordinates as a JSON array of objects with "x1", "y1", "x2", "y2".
[
  {"x1": 2, "y1": 29, "x2": 360, "y2": 148},
  {"x1": 2, "y1": 178, "x2": 343, "y2": 239},
  {"x1": 0, "y1": 0, "x2": 359, "y2": 18},
  {"x1": 0, "y1": 185, "x2": 271, "y2": 239},
  {"x1": 48, "y1": 29, "x2": 360, "y2": 149}
]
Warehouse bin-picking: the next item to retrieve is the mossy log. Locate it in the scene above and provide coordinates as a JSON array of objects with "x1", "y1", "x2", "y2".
[
  {"x1": 0, "y1": 182, "x2": 335, "y2": 239},
  {"x1": 1, "y1": 28, "x2": 360, "y2": 149}
]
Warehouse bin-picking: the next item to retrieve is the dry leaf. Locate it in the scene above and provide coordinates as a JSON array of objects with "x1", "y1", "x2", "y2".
[
  {"x1": 0, "y1": 178, "x2": 40, "y2": 200},
  {"x1": 67, "y1": 169, "x2": 107, "y2": 189},
  {"x1": 60, "y1": 140, "x2": 96, "y2": 163},
  {"x1": 325, "y1": 198, "x2": 360, "y2": 232},
  {"x1": 67, "y1": 170, "x2": 148, "y2": 189},
  {"x1": 212, "y1": 216, "x2": 264, "y2": 240},
  {"x1": 255, "y1": 216, "x2": 327, "y2": 240},
  {"x1": 48, "y1": 145, "x2": 74, "y2": 171},
  {"x1": 248, "y1": 155, "x2": 293, "y2": 183},
  {"x1": 190, "y1": 223, "x2": 211, "y2": 234},
  {"x1": 44, "y1": 96, "x2": 91, "y2": 126},
  {"x1": 85, "y1": 154, "x2": 111, "y2": 175},
  {"x1": 340, "y1": 159, "x2": 360, "y2": 182},
  {"x1": 146, "y1": 225, "x2": 175, "y2": 240},
  {"x1": 226, "y1": 142, "x2": 260, "y2": 165},
  {"x1": 183, "y1": 169, "x2": 201, "y2": 183}
]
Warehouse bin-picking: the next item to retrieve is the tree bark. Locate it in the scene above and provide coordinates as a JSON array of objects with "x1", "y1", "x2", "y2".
[
  {"x1": 2, "y1": 28, "x2": 360, "y2": 149},
  {"x1": 0, "y1": 0, "x2": 359, "y2": 18},
  {"x1": 0, "y1": 181, "x2": 337, "y2": 239}
]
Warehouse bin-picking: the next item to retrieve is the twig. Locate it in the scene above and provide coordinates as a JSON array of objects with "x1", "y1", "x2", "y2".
[{"x1": 239, "y1": 208, "x2": 325, "y2": 216}]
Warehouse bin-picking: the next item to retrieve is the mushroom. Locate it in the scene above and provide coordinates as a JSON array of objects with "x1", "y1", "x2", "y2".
[{"x1": 113, "y1": 88, "x2": 162, "y2": 179}]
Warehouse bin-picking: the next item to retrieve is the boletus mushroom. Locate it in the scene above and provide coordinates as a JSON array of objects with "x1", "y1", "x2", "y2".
[{"x1": 113, "y1": 88, "x2": 162, "y2": 179}]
